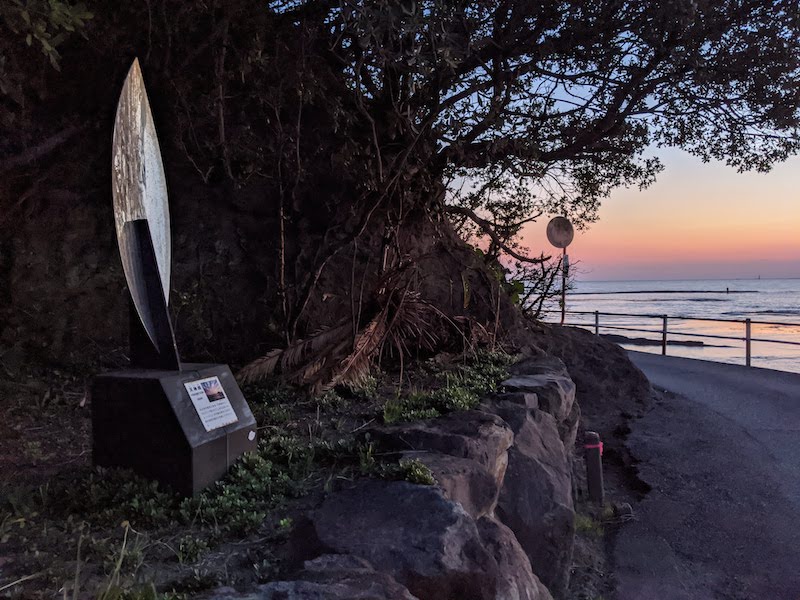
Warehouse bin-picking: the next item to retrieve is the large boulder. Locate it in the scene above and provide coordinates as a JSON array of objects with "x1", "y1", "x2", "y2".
[
  {"x1": 558, "y1": 402, "x2": 581, "y2": 455},
  {"x1": 368, "y1": 410, "x2": 513, "y2": 482},
  {"x1": 477, "y1": 516, "x2": 554, "y2": 600},
  {"x1": 292, "y1": 479, "x2": 552, "y2": 600},
  {"x1": 298, "y1": 480, "x2": 495, "y2": 599},
  {"x1": 402, "y1": 451, "x2": 500, "y2": 519},
  {"x1": 501, "y1": 367, "x2": 579, "y2": 452},
  {"x1": 529, "y1": 324, "x2": 652, "y2": 449},
  {"x1": 367, "y1": 410, "x2": 514, "y2": 518},
  {"x1": 490, "y1": 400, "x2": 575, "y2": 599},
  {"x1": 507, "y1": 355, "x2": 570, "y2": 378},
  {"x1": 501, "y1": 374, "x2": 575, "y2": 426}
]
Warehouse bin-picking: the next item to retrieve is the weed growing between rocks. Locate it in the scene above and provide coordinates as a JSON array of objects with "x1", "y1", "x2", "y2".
[
  {"x1": 573, "y1": 510, "x2": 610, "y2": 539},
  {"x1": 397, "y1": 459, "x2": 436, "y2": 486},
  {"x1": 383, "y1": 350, "x2": 515, "y2": 423}
]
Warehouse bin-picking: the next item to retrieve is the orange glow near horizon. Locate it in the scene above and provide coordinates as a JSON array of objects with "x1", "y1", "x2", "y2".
[{"x1": 521, "y1": 149, "x2": 800, "y2": 280}]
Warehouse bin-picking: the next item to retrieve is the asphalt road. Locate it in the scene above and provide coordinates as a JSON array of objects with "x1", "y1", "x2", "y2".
[{"x1": 614, "y1": 351, "x2": 800, "y2": 600}]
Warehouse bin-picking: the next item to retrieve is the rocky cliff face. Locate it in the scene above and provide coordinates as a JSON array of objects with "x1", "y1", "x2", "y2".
[{"x1": 208, "y1": 355, "x2": 579, "y2": 600}]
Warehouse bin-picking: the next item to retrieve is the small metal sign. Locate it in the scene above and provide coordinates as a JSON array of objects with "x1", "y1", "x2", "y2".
[
  {"x1": 184, "y1": 376, "x2": 239, "y2": 432},
  {"x1": 546, "y1": 216, "x2": 574, "y2": 249},
  {"x1": 545, "y1": 216, "x2": 574, "y2": 325}
]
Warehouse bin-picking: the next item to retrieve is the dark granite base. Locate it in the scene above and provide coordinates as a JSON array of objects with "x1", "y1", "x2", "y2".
[{"x1": 92, "y1": 363, "x2": 257, "y2": 495}]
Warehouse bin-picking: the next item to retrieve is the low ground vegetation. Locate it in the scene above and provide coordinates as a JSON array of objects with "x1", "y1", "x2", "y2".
[{"x1": 0, "y1": 350, "x2": 512, "y2": 598}]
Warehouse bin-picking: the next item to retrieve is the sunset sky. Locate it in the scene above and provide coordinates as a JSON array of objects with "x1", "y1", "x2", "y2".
[{"x1": 522, "y1": 148, "x2": 800, "y2": 281}]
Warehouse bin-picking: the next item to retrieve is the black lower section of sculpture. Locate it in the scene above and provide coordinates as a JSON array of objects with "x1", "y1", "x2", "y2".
[
  {"x1": 92, "y1": 363, "x2": 257, "y2": 495},
  {"x1": 125, "y1": 219, "x2": 180, "y2": 370}
]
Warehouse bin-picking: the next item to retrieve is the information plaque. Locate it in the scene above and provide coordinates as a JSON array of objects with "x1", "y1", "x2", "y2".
[{"x1": 184, "y1": 376, "x2": 239, "y2": 432}]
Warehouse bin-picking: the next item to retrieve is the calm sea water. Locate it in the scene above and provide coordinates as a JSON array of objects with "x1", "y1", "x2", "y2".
[{"x1": 549, "y1": 278, "x2": 800, "y2": 373}]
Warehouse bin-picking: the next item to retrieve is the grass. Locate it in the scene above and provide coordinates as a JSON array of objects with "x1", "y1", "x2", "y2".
[
  {"x1": 397, "y1": 459, "x2": 436, "y2": 486},
  {"x1": 574, "y1": 513, "x2": 605, "y2": 538},
  {"x1": 0, "y1": 424, "x2": 312, "y2": 597},
  {"x1": 0, "y1": 427, "x2": 439, "y2": 597},
  {"x1": 574, "y1": 503, "x2": 615, "y2": 540},
  {"x1": 383, "y1": 350, "x2": 515, "y2": 423}
]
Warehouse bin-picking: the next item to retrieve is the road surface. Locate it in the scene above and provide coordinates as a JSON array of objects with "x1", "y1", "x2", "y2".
[{"x1": 614, "y1": 351, "x2": 800, "y2": 600}]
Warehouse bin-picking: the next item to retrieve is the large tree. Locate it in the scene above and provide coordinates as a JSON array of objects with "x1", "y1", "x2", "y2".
[
  {"x1": 283, "y1": 0, "x2": 799, "y2": 253},
  {"x1": 0, "y1": 1, "x2": 797, "y2": 379}
]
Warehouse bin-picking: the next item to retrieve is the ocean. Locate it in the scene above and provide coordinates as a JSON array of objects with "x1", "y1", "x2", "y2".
[{"x1": 546, "y1": 278, "x2": 800, "y2": 374}]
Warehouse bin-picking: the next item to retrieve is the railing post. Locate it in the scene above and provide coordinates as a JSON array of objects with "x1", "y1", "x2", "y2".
[
  {"x1": 746, "y1": 318, "x2": 751, "y2": 367},
  {"x1": 661, "y1": 315, "x2": 668, "y2": 355},
  {"x1": 594, "y1": 311, "x2": 599, "y2": 335}
]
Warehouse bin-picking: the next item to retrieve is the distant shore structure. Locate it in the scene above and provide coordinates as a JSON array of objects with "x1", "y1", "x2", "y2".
[{"x1": 570, "y1": 289, "x2": 758, "y2": 295}]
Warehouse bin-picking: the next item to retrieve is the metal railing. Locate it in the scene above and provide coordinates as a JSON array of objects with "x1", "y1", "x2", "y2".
[{"x1": 549, "y1": 310, "x2": 800, "y2": 367}]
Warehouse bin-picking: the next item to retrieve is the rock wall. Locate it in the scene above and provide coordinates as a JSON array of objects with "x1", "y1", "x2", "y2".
[{"x1": 209, "y1": 356, "x2": 579, "y2": 600}]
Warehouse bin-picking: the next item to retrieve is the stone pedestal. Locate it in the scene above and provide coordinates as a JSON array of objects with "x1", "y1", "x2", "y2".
[{"x1": 92, "y1": 363, "x2": 257, "y2": 495}]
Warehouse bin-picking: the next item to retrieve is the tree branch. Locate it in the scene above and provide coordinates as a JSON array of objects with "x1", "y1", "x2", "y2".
[
  {"x1": 0, "y1": 124, "x2": 85, "y2": 174},
  {"x1": 446, "y1": 205, "x2": 550, "y2": 264}
]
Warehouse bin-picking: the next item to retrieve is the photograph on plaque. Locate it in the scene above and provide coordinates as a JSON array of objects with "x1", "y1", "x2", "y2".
[
  {"x1": 184, "y1": 376, "x2": 239, "y2": 432},
  {"x1": 201, "y1": 378, "x2": 226, "y2": 401}
]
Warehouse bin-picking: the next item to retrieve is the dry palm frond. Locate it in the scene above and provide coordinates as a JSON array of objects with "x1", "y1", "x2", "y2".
[
  {"x1": 335, "y1": 305, "x2": 390, "y2": 387},
  {"x1": 237, "y1": 322, "x2": 352, "y2": 386},
  {"x1": 452, "y1": 315, "x2": 493, "y2": 350},
  {"x1": 383, "y1": 291, "x2": 438, "y2": 358},
  {"x1": 279, "y1": 323, "x2": 352, "y2": 374},
  {"x1": 236, "y1": 349, "x2": 281, "y2": 383},
  {"x1": 239, "y1": 264, "x2": 443, "y2": 392}
]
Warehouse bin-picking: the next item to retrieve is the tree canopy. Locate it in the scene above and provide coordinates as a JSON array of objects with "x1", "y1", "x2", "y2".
[
  {"x1": 274, "y1": 0, "x2": 799, "y2": 252},
  {"x1": 1, "y1": 0, "x2": 798, "y2": 369}
]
